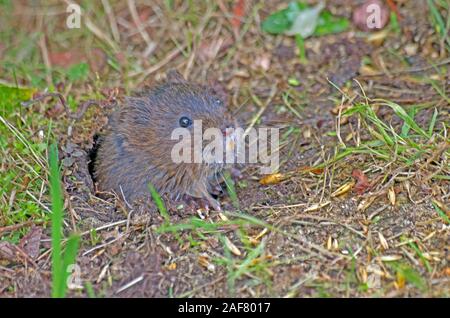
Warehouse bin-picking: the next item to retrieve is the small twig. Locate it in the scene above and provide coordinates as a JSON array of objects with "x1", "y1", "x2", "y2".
[
  {"x1": 359, "y1": 58, "x2": 450, "y2": 77},
  {"x1": 0, "y1": 221, "x2": 43, "y2": 235},
  {"x1": 101, "y1": 0, "x2": 121, "y2": 43},
  {"x1": 79, "y1": 219, "x2": 128, "y2": 237},
  {"x1": 127, "y1": 0, "x2": 156, "y2": 57},
  {"x1": 21, "y1": 92, "x2": 102, "y2": 121},
  {"x1": 64, "y1": 0, "x2": 119, "y2": 52},
  {"x1": 134, "y1": 44, "x2": 186, "y2": 83},
  {"x1": 115, "y1": 275, "x2": 144, "y2": 294},
  {"x1": 82, "y1": 234, "x2": 124, "y2": 256},
  {"x1": 38, "y1": 35, "x2": 52, "y2": 86}
]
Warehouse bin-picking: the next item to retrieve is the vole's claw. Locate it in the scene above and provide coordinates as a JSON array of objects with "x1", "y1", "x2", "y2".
[
  {"x1": 209, "y1": 184, "x2": 224, "y2": 196},
  {"x1": 207, "y1": 197, "x2": 221, "y2": 211},
  {"x1": 230, "y1": 167, "x2": 243, "y2": 180},
  {"x1": 173, "y1": 195, "x2": 215, "y2": 214}
]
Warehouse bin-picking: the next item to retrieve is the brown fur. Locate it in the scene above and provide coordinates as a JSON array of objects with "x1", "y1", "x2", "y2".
[{"x1": 94, "y1": 71, "x2": 231, "y2": 209}]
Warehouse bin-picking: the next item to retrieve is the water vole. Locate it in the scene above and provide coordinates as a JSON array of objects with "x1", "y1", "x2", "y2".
[{"x1": 94, "y1": 70, "x2": 234, "y2": 211}]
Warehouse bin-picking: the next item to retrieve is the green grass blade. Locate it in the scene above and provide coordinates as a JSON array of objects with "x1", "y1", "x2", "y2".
[
  {"x1": 401, "y1": 106, "x2": 418, "y2": 137},
  {"x1": 427, "y1": 0, "x2": 449, "y2": 48},
  {"x1": 408, "y1": 241, "x2": 432, "y2": 273},
  {"x1": 148, "y1": 183, "x2": 170, "y2": 223},
  {"x1": 232, "y1": 240, "x2": 265, "y2": 280},
  {"x1": 60, "y1": 234, "x2": 80, "y2": 297},
  {"x1": 49, "y1": 143, "x2": 63, "y2": 298},
  {"x1": 432, "y1": 201, "x2": 450, "y2": 224},
  {"x1": 223, "y1": 171, "x2": 240, "y2": 209},
  {"x1": 428, "y1": 108, "x2": 439, "y2": 136},
  {"x1": 49, "y1": 142, "x2": 80, "y2": 298},
  {"x1": 377, "y1": 100, "x2": 430, "y2": 138},
  {"x1": 84, "y1": 282, "x2": 96, "y2": 298}
]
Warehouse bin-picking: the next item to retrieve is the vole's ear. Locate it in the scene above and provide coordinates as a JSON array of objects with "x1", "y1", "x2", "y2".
[{"x1": 166, "y1": 69, "x2": 186, "y2": 83}]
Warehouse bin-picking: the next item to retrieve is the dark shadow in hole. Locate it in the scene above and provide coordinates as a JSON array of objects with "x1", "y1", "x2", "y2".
[{"x1": 87, "y1": 133, "x2": 101, "y2": 183}]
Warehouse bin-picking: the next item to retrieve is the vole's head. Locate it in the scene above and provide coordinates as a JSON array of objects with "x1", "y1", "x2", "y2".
[{"x1": 118, "y1": 70, "x2": 233, "y2": 166}]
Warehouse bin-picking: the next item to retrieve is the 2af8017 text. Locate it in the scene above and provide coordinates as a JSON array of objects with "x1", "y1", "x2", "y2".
[
  {"x1": 222, "y1": 302, "x2": 270, "y2": 313},
  {"x1": 177, "y1": 302, "x2": 270, "y2": 315}
]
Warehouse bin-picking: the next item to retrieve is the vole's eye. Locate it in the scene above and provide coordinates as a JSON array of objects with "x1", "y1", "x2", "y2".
[
  {"x1": 214, "y1": 98, "x2": 223, "y2": 106},
  {"x1": 179, "y1": 116, "x2": 192, "y2": 128}
]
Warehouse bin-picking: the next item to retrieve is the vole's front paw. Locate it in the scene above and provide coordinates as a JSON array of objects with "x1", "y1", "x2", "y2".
[
  {"x1": 230, "y1": 167, "x2": 243, "y2": 181},
  {"x1": 170, "y1": 195, "x2": 221, "y2": 214}
]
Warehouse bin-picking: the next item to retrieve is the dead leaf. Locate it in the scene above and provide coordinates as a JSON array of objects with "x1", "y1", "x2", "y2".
[
  {"x1": 218, "y1": 212, "x2": 229, "y2": 221},
  {"x1": 367, "y1": 29, "x2": 389, "y2": 46},
  {"x1": 378, "y1": 232, "x2": 389, "y2": 250},
  {"x1": 395, "y1": 271, "x2": 406, "y2": 289},
  {"x1": 198, "y1": 254, "x2": 215, "y2": 272},
  {"x1": 352, "y1": 169, "x2": 371, "y2": 195},
  {"x1": 49, "y1": 51, "x2": 80, "y2": 67},
  {"x1": 304, "y1": 201, "x2": 331, "y2": 212},
  {"x1": 379, "y1": 255, "x2": 402, "y2": 262},
  {"x1": 223, "y1": 236, "x2": 241, "y2": 256},
  {"x1": 0, "y1": 241, "x2": 17, "y2": 262},
  {"x1": 166, "y1": 263, "x2": 177, "y2": 271},
  {"x1": 19, "y1": 226, "x2": 42, "y2": 259},
  {"x1": 259, "y1": 173, "x2": 289, "y2": 185},
  {"x1": 253, "y1": 53, "x2": 271, "y2": 71},
  {"x1": 357, "y1": 195, "x2": 376, "y2": 211},
  {"x1": 331, "y1": 181, "x2": 355, "y2": 197},
  {"x1": 388, "y1": 187, "x2": 396, "y2": 206},
  {"x1": 444, "y1": 267, "x2": 450, "y2": 277},
  {"x1": 45, "y1": 101, "x2": 65, "y2": 119},
  {"x1": 49, "y1": 48, "x2": 106, "y2": 72},
  {"x1": 231, "y1": 0, "x2": 245, "y2": 36},
  {"x1": 297, "y1": 166, "x2": 324, "y2": 175}
]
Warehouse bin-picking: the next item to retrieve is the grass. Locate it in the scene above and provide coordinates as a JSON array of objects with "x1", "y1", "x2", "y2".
[
  {"x1": 427, "y1": 0, "x2": 450, "y2": 53},
  {"x1": 0, "y1": 85, "x2": 50, "y2": 242},
  {"x1": 49, "y1": 142, "x2": 80, "y2": 298},
  {"x1": 223, "y1": 170, "x2": 240, "y2": 209},
  {"x1": 324, "y1": 95, "x2": 449, "y2": 183},
  {"x1": 148, "y1": 183, "x2": 170, "y2": 223},
  {"x1": 155, "y1": 210, "x2": 275, "y2": 295},
  {"x1": 431, "y1": 200, "x2": 450, "y2": 224},
  {"x1": 0, "y1": 0, "x2": 448, "y2": 298}
]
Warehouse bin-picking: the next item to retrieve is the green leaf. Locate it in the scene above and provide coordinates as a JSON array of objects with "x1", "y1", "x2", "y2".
[
  {"x1": 314, "y1": 11, "x2": 350, "y2": 36},
  {"x1": 67, "y1": 62, "x2": 89, "y2": 82},
  {"x1": 288, "y1": 78, "x2": 300, "y2": 86},
  {"x1": 285, "y1": 2, "x2": 325, "y2": 37},
  {"x1": 262, "y1": 9, "x2": 292, "y2": 34},
  {"x1": 0, "y1": 84, "x2": 36, "y2": 112},
  {"x1": 261, "y1": 1, "x2": 306, "y2": 34},
  {"x1": 262, "y1": 2, "x2": 349, "y2": 37}
]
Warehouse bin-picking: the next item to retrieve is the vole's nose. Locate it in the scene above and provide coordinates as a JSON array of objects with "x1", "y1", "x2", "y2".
[{"x1": 221, "y1": 126, "x2": 233, "y2": 137}]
